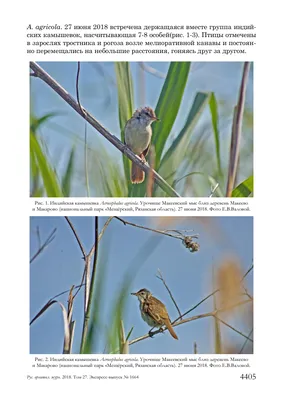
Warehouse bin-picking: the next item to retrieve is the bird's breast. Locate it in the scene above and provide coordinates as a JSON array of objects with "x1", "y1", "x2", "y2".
[{"x1": 125, "y1": 120, "x2": 152, "y2": 154}]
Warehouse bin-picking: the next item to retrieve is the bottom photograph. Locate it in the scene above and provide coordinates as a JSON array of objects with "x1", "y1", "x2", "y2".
[{"x1": 30, "y1": 216, "x2": 253, "y2": 354}]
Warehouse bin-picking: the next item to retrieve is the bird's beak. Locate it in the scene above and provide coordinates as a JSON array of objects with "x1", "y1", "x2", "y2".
[
  {"x1": 154, "y1": 117, "x2": 160, "y2": 121},
  {"x1": 131, "y1": 292, "x2": 137, "y2": 296}
]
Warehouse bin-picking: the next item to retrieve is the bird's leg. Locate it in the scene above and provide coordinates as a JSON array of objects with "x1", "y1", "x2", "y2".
[
  {"x1": 148, "y1": 327, "x2": 155, "y2": 338},
  {"x1": 159, "y1": 326, "x2": 165, "y2": 334}
]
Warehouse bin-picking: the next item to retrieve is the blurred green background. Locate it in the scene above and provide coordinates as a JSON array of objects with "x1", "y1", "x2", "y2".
[{"x1": 30, "y1": 62, "x2": 253, "y2": 197}]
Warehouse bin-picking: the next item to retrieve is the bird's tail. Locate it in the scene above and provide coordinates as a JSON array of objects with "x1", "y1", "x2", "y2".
[
  {"x1": 164, "y1": 319, "x2": 178, "y2": 340},
  {"x1": 131, "y1": 154, "x2": 145, "y2": 184}
]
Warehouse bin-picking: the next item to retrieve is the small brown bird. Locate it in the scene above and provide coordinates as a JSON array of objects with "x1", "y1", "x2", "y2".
[
  {"x1": 125, "y1": 107, "x2": 159, "y2": 184},
  {"x1": 131, "y1": 288, "x2": 178, "y2": 340}
]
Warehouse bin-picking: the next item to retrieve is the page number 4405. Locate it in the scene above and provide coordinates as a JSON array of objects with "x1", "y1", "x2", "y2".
[{"x1": 240, "y1": 373, "x2": 256, "y2": 380}]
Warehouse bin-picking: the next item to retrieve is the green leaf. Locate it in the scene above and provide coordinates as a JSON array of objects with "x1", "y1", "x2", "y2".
[
  {"x1": 115, "y1": 62, "x2": 134, "y2": 190},
  {"x1": 232, "y1": 175, "x2": 253, "y2": 197},
  {"x1": 158, "y1": 92, "x2": 210, "y2": 186},
  {"x1": 30, "y1": 112, "x2": 59, "y2": 134},
  {"x1": 152, "y1": 62, "x2": 191, "y2": 168},
  {"x1": 209, "y1": 93, "x2": 222, "y2": 176},
  {"x1": 125, "y1": 326, "x2": 134, "y2": 341},
  {"x1": 30, "y1": 133, "x2": 63, "y2": 197},
  {"x1": 62, "y1": 147, "x2": 75, "y2": 196}
]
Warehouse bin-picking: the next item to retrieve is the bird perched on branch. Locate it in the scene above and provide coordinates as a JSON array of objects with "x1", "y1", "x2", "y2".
[
  {"x1": 131, "y1": 288, "x2": 178, "y2": 340},
  {"x1": 125, "y1": 107, "x2": 159, "y2": 184}
]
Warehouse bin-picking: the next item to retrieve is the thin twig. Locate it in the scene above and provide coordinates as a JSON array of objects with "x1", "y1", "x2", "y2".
[
  {"x1": 75, "y1": 217, "x2": 114, "y2": 301},
  {"x1": 214, "y1": 315, "x2": 253, "y2": 342},
  {"x1": 226, "y1": 62, "x2": 251, "y2": 196},
  {"x1": 89, "y1": 217, "x2": 114, "y2": 259},
  {"x1": 76, "y1": 62, "x2": 84, "y2": 116},
  {"x1": 242, "y1": 287, "x2": 253, "y2": 300},
  {"x1": 156, "y1": 269, "x2": 182, "y2": 320},
  {"x1": 29, "y1": 62, "x2": 181, "y2": 198},
  {"x1": 241, "y1": 262, "x2": 253, "y2": 281},
  {"x1": 114, "y1": 217, "x2": 196, "y2": 242},
  {"x1": 50, "y1": 284, "x2": 86, "y2": 302},
  {"x1": 172, "y1": 262, "x2": 254, "y2": 324},
  {"x1": 73, "y1": 268, "x2": 86, "y2": 300},
  {"x1": 239, "y1": 329, "x2": 253, "y2": 353},
  {"x1": 30, "y1": 228, "x2": 57, "y2": 263},
  {"x1": 64, "y1": 217, "x2": 86, "y2": 259},
  {"x1": 30, "y1": 284, "x2": 85, "y2": 325},
  {"x1": 172, "y1": 289, "x2": 219, "y2": 324}
]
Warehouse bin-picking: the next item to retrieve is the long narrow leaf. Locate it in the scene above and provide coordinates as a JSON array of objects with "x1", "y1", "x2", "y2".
[
  {"x1": 30, "y1": 133, "x2": 63, "y2": 197},
  {"x1": 115, "y1": 62, "x2": 134, "y2": 188},
  {"x1": 232, "y1": 175, "x2": 253, "y2": 197},
  {"x1": 152, "y1": 62, "x2": 191, "y2": 168},
  {"x1": 209, "y1": 93, "x2": 222, "y2": 176},
  {"x1": 30, "y1": 300, "x2": 70, "y2": 354},
  {"x1": 158, "y1": 92, "x2": 210, "y2": 187},
  {"x1": 62, "y1": 147, "x2": 75, "y2": 196},
  {"x1": 30, "y1": 112, "x2": 58, "y2": 134},
  {"x1": 213, "y1": 276, "x2": 222, "y2": 354}
]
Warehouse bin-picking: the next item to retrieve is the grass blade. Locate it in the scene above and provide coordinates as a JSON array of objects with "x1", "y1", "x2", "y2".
[
  {"x1": 158, "y1": 92, "x2": 210, "y2": 185},
  {"x1": 62, "y1": 146, "x2": 75, "y2": 196},
  {"x1": 30, "y1": 133, "x2": 63, "y2": 197},
  {"x1": 152, "y1": 62, "x2": 191, "y2": 168},
  {"x1": 30, "y1": 299, "x2": 71, "y2": 354},
  {"x1": 209, "y1": 93, "x2": 222, "y2": 176},
  {"x1": 115, "y1": 62, "x2": 134, "y2": 188},
  {"x1": 232, "y1": 175, "x2": 253, "y2": 197}
]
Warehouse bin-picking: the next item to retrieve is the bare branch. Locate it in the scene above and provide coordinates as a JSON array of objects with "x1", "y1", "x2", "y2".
[
  {"x1": 64, "y1": 217, "x2": 86, "y2": 259},
  {"x1": 76, "y1": 62, "x2": 85, "y2": 116},
  {"x1": 114, "y1": 217, "x2": 197, "y2": 242},
  {"x1": 239, "y1": 329, "x2": 253, "y2": 354},
  {"x1": 156, "y1": 269, "x2": 182, "y2": 320},
  {"x1": 172, "y1": 289, "x2": 219, "y2": 324},
  {"x1": 214, "y1": 315, "x2": 253, "y2": 342},
  {"x1": 50, "y1": 284, "x2": 86, "y2": 302},
  {"x1": 89, "y1": 216, "x2": 114, "y2": 259},
  {"x1": 241, "y1": 262, "x2": 253, "y2": 281}
]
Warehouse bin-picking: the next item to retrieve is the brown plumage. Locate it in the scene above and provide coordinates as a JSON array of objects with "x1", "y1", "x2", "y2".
[{"x1": 131, "y1": 288, "x2": 178, "y2": 340}]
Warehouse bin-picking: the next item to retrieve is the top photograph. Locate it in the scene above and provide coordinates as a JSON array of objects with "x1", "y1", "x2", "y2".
[{"x1": 30, "y1": 61, "x2": 253, "y2": 198}]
